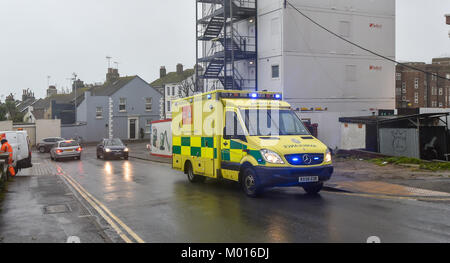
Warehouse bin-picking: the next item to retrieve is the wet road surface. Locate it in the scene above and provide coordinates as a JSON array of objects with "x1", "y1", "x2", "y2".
[{"x1": 39, "y1": 148, "x2": 450, "y2": 243}]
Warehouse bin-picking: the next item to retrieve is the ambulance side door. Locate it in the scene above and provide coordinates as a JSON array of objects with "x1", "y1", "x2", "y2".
[{"x1": 221, "y1": 110, "x2": 246, "y2": 181}]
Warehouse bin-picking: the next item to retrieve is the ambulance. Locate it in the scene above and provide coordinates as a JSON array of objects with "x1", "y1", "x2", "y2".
[{"x1": 171, "y1": 90, "x2": 333, "y2": 197}]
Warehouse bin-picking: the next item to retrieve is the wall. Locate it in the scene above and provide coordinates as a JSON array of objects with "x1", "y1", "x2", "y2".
[
  {"x1": 297, "y1": 110, "x2": 372, "y2": 149},
  {"x1": 0, "y1": 121, "x2": 13, "y2": 131},
  {"x1": 379, "y1": 128, "x2": 420, "y2": 158},
  {"x1": 258, "y1": 0, "x2": 396, "y2": 112},
  {"x1": 61, "y1": 123, "x2": 87, "y2": 142},
  {"x1": 36, "y1": 119, "x2": 61, "y2": 144},
  {"x1": 340, "y1": 123, "x2": 366, "y2": 150},
  {"x1": 80, "y1": 91, "x2": 109, "y2": 142},
  {"x1": 150, "y1": 120, "x2": 172, "y2": 157}
]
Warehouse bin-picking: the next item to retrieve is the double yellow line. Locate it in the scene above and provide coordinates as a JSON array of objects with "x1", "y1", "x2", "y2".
[{"x1": 54, "y1": 165, "x2": 145, "y2": 243}]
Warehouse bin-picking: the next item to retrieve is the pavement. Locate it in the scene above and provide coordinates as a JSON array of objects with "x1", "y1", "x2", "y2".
[
  {"x1": 0, "y1": 143, "x2": 450, "y2": 243},
  {"x1": 126, "y1": 142, "x2": 171, "y2": 164}
]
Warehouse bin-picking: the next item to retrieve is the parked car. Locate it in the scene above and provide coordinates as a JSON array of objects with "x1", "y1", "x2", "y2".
[
  {"x1": 97, "y1": 138, "x2": 129, "y2": 160},
  {"x1": 0, "y1": 131, "x2": 33, "y2": 177},
  {"x1": 37, "y1": 137, "x2": 65, "y2": 153},
  {"x1": 50, "y1": 140, "x2": 82, "y2": 161}
]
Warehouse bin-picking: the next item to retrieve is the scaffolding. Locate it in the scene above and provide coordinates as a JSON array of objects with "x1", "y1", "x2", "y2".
[{"x1": 196, "y1": 0, "x2": 257, "y2": 92}]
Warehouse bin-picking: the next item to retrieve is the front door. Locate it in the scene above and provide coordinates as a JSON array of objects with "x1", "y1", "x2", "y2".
[{"x1": 129, "y1": 118, "x2": 137, "y2": 140}]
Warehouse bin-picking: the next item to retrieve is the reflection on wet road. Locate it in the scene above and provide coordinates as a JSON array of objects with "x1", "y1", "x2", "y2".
[{"x1": 49, "y1": 149, "x2": 450, "y2": 243}]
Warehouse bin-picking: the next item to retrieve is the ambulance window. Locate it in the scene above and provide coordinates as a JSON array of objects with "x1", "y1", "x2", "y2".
[{"x1": 225, "y1": 111, "x2": 245, "y2": 139}]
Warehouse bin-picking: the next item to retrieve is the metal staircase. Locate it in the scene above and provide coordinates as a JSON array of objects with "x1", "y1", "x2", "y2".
[{"x1": 196, "y1": 0, "x2": 257, "y2": 91}]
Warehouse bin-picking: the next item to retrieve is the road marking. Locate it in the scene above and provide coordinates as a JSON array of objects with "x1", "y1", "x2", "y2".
[
  {"x1": 324, "y1": 190, "x2": 450, "y2": 202},
  {"x1": 328, "y1": 181, "x2": 450, "y2": 197},
  {"x1": 53, "y1": 164, "x2": 144, "y2": 243}
]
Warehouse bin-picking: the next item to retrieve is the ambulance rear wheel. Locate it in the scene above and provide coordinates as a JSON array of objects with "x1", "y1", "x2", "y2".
[
  {"x1": 241, "y1": 167, "x2": 261, "y2": 198},
  {"x1": 186, "y1": 162, "x2": 205, "y2": 183}
]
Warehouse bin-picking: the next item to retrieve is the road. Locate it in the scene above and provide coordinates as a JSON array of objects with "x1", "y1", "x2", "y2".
[{"x1": 18, "y1": 147, "x2": 450, "y2": 242}]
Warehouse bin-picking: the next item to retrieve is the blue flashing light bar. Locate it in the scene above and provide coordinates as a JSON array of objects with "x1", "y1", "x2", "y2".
[{"x1": 250, "y1": 93, "x2": 258, "y2": 98}]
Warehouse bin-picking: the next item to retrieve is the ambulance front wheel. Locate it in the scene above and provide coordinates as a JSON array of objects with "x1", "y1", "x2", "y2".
[
  {"x1": 241, "y1": 167, "x2": 262, "y2": 198},
  {"x1": 185, "y1": 161, "x2": 205, "y2": 183},
  {"x1": 303, "y1": 182, "x2": 323, "y2": 195}
]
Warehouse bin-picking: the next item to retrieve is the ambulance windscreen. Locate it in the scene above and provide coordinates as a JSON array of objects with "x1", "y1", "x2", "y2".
[{"x1": 241, "y1": 109, "x2": 310, "y2": 136}]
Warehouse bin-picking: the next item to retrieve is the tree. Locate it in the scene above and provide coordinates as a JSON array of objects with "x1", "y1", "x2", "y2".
[
  {"x1": 0, "y1": 104, "x2": 7, "y2": 121},
  {"x1": 177, "y1": 75, "x2": 196, "y2": 98},
  {"x1": 2, "y1": 100, "x2": 24, "y2": 123}
]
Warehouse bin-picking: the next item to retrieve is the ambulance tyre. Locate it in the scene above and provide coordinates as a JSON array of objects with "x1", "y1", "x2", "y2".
[
  {"x1": 303, "y1": 182, "x2": 323, "y2": 195},
  {"x1": 241, "y1": 167, "x2": 262, "y2": 198},
  {"x1": 185, "y1": 161, "x2": 205, "y2": 183}
]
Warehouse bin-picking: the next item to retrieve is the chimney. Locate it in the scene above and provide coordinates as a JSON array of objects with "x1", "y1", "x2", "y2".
[
  {"x1": 176, "y1": 63, "x2": 183, "y2": 74},
  {"x1": 446, "y1": 14, "x2": 450, "y2": 25},
  {"x1": 106, "y1": 68, "x2": 120, "y2": 83},
  {"x1": 160, "y1": 66, "x2": 167, "y2": 78}
]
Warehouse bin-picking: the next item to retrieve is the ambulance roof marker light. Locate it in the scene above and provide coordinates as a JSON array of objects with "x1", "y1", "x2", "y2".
[{"x1": 207, "y1": 94, "x2": 212, "y2": 100}]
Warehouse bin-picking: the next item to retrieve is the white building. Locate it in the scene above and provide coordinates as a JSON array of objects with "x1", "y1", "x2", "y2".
[{"x1": 258, "y1": 0, "x2": 395, "y2": 112}]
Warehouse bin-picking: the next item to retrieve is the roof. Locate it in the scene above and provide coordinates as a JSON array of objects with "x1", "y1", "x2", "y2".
[
  {"x1": 339, "y1": 113, "x2": 450, "y2": 125},
  {"x1": 90, "y1": 76, "x2": 137, "y2": 96},
  {"x1": 150, "y1": 68, "x2": 195, "y2": 88},
  {"x1": 17, "y1": 98, "x2": 37, "y2": 112}
]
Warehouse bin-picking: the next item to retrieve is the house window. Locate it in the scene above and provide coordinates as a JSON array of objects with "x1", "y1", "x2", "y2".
[
  {"x1": 167, "y1": 101, "x2": 171, "y2": 112},
  {"x1": 432, "y1": 73, "x2": 437, "y2": 81},
  {"x1": 272, "y1": 65, "x2": 280, "y2": 79},
  {"x1": 439, "y1": 88, "x2": 443, "y2": 96},
  {"x1": 402, "y1": 82, "x2": 406, "y2": 94},
  {"x1": 402, "y1": 96, "x2": 406, "y2": 101},
  {"x1": 119, "y1": 98, "x2": 127, "y2": 112},
  {"x1": 414, "y1": 92, "x2": 419, "y2": 104},
  {"x1": 145, "y1": 119, "x2": 152, "y2": 134},
  {"x1": 145, "y1": 98, "x2": 152, "y2": 111},
  {"x1": 167, "y1": 86, "x2": 170, "y2": 96},
  {"x1": 432, "y1": 87, "x2": 437, "y2": 96},
  {"x1": 346, "y1": 65, "x2": 356, "y2": 81},
  {"x1": 396, "y1": 73, "x2": 402, "y2": 81},
  {"x1": 172, "y1": 86, "x2": 176, "y2": 97},
  {"x1": 414, "y1": 78, "x2": 419, "y2": 89},
  {"x1": 432, "y1": 101, "x2": 437, "y2": 107},
  {"x1": 339, "y1": 21, "x2": 350, "y2": 37},
  {"x1": 96, "y1": 107, "x2": 103, "y2": 119}
]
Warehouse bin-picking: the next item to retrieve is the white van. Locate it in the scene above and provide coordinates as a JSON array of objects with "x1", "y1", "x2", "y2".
[{"x1": 0, "y1": 131, "x2": 33, "y2": 174}]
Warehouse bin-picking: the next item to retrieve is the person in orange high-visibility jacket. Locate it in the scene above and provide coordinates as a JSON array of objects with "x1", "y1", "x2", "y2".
[{"x1": 1, "y1": 139, "x2": 15, "y2": 177}]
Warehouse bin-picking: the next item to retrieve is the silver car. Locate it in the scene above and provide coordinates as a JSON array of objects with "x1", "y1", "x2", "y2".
[{"x1": 50, "y1": 140, "x2": 82, "y2": 161}]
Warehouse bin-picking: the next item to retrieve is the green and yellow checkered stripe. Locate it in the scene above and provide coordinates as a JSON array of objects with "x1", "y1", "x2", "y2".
[
  {"x1": 173, "y1": 136, "x2": 217, "y2": 159},
  {"x1": 221, "y1": 140, "x2": 266, "y2": 165}
]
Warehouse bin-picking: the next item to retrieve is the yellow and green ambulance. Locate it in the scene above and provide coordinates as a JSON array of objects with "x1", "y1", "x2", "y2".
[{"x1": 172, "y1": 90, "x2": 333, "y2": 197}]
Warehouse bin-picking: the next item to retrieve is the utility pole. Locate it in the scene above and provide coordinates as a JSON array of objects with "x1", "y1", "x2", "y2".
[{"x1": 72, "y1": 73, "x2": 77, "y2": 124}]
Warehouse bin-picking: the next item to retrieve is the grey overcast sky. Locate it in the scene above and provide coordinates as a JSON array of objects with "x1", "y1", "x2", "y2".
[{"x1": 0, "y1": 0, "x2": 449, "y2": 99}]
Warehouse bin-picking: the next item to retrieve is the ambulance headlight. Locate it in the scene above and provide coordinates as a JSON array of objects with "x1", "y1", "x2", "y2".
[
  {"x1": 105, "y1": 148, "x2": 111, "y2": 153},
  {"x1": 260, "y1": 149, "x2": 284, "y2": 164},
  {"x1": 325, "y1": 149, "x2": 332, "y2": 163}
]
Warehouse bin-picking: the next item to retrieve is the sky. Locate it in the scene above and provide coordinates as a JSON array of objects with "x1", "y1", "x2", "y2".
[{"x1": 0, "y1": 0, "x2": 449, "y2": 100}]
